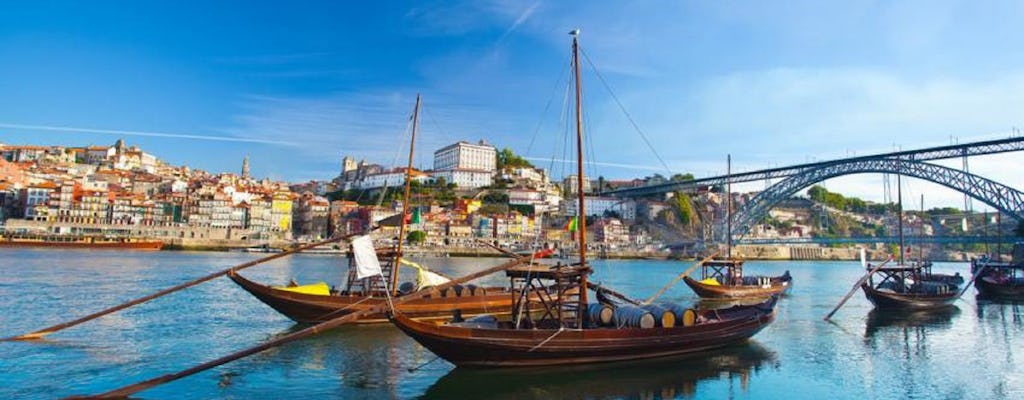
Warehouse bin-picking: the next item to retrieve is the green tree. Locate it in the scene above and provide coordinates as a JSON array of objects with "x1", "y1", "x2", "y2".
[
  {"x1": 672, "y1": 192, "x2": 697, "y2": 226},
  {"x1": 406, "y1": 230, "x2": 427, "y2": 244},
  {"x1": 496, "y1": 147, "x2": 534, "y2": 170},
  {"x1": 671, "y1": 173, "x2": 695, "y2": 182}
]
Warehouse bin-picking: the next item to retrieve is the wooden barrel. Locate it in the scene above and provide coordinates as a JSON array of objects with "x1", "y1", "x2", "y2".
[
  {"x1": 681, "y1": 308, "x2": 698, "y2": 327},
  {"x1": 642, "y1": 304, "x2": 676, "y2": 328},
  {"x1": 587, "y1": 303, "x2": 614, "y2": 326},
  {"x1": 467, "y1": 284, "x2": 487, "y2": 296},
  {"x1": 659, "y1": 303, "x2": 688, "y2": 322},
  {"x1": 613, "y1": 305, "x2": 656, "y2": 329}
]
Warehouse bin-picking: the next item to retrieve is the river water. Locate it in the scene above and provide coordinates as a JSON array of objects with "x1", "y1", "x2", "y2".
[{"x1": 1, "y1": 248, "x2": 1022, "y2": 399}]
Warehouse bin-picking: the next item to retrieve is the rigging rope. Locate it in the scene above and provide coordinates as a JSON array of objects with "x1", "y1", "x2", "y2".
[{"x1": 579, "y1": 46, "x2": 674, "y2": 177}]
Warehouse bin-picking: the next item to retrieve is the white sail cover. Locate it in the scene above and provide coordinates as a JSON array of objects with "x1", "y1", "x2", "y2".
[{"x1": 352, "y1": 235, "x2": 382, "y2": 279}]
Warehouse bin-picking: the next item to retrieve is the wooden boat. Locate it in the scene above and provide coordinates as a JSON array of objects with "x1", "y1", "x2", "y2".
[
  {"x1": 860, "y1": 264, "x2": 960, "y2": 310},
  {"x1": 971, "y1": 259, "x2": 1024, "y2": 300},
  {"x1": 229, "y1": 95, "x2": 534, "y2": 324},
  {"x1": 682, "y1": 259, "x2": 791, "y2": 299},
  {"x1": 391, "y1": 268, "x2": 778, "y2": 366},
  {"x1": 0, "y1": 234, "x2": 162, "y2": 250},
  {"x1": 389, "y1": 31, "x2": 779, "y2": 368},
  {"x1": 418, "y1": 342, "x2": 776, "y2": 399},
  {"x1": 229, "y1": 250, "x2": 524, "y2": 325}
]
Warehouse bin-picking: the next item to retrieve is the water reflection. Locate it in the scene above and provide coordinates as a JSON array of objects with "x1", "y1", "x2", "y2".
[
  {"x1": 419, "y1": 342, "x2": 777, "y2": 400},
  {"x1": 864, "y1": 308, "x2": 960, "y2": 338}
]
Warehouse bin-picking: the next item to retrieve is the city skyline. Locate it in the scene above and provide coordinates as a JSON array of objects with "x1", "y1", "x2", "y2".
[{"x1": 2, "y1": 1, "x2": 1024, "y2": 208}]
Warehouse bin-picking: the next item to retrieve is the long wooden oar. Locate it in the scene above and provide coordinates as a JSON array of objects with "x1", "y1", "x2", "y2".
[
  {"x1": 72, "y1": 255, "x2": 528, "y2": 399},
  {"x1": 586, "y1": 282, "x2": 641, "y2": 305},
  {"x1": 3, "y1": 233, "x2": 361, "y2": 342},
  {"x1": 642, "y1": 252, "x2": 720, "y2": 305},
  {"x1": 957, "y1": 265, "x2": 986, "y2": 299},
  {"x1": 823, "y1": 256, "x2": 893, "y2": 321}
]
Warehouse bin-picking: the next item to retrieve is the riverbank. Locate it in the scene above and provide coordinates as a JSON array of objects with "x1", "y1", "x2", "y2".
[{"x1": 153, "y1": 241, "x2": 983, "y2": 262}]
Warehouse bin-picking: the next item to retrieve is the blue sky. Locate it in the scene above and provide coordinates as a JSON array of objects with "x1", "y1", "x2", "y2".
[{"x1": 2, "y1": 1, "x2": 1023, "y2": 208}]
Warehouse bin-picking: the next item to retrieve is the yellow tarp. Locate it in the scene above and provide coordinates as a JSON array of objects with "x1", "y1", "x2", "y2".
[
  {"x1": 274, "y1": 281, "x2": 331, "y2": 296},
  {"x1": 699, "y1": 278, "x2": 721, "y2": 286}
]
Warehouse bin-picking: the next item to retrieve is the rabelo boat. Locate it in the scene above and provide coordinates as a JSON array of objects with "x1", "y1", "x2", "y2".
[
  {"x1": 229, "y1": 95, "x2": 530, "y2": 324},
  {"x1": 389, "y1": 31, "x2": 779, "y2": 367}
]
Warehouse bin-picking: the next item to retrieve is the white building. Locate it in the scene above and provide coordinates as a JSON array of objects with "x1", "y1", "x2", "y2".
[
  {"x1": 355, "y1": 168, "x2": 429, "y2": 190},
  {"x1": 433, "y1": 140, "x2": 497, "y2": 172},
  {"x1": 430, "y1": 169, "x2": 492, "y2": 189}
]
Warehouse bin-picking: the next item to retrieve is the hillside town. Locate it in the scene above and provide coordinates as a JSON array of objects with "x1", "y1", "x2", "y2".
[{"x1": 0, "y1": 138, "x2": 1010, "y2": 258}]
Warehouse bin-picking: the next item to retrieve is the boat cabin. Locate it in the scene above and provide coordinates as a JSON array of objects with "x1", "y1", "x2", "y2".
[
  {"x1": 698, "y1": 259, "x2": 748, "y2": 286},
  {"x1": 505, "y1": 263, "x2": 591, "y2": 329}
]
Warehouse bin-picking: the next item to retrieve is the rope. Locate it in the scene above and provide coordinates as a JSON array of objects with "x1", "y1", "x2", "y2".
[
  {"x1": 579, "y1": 46, "x2": 674, "y2": 177},
  {"x1": 528, "y1": 327, "x2": 567, "y2": 352},
  {"x1": 407, "y1": 355, "x2": 442, "y2": 372},
  {"x1": 313, "y1": 296, "x2": 373, "y2": 321}
]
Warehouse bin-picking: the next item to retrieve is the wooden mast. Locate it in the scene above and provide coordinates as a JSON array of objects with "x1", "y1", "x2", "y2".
[
  {"x1": 897, "y1": 171, "x2": 904, "y2": 265},
  {"x1": 393, "y1": 94, "x2": 421, "y2": 296},
  {"x1": 571, "y1": 29, "x2": 588, "y2": 325},
  {"x1": 726, "y1": 154, "x2": 732, "y2": 259}
]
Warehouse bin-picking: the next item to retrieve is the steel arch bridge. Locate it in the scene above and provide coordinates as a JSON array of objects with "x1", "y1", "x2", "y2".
[{"x1": 731, "y1": 158, "x2": 1024, "y2": 239}]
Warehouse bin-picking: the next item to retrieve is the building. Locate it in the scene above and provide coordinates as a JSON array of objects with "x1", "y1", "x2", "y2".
[
  {"x1": 432, "y1": 140, "x2": 496, "y2": 189},
  {"x1": 430, "y1": 169, "x2": 493, "y2": 190},
  {"x1": 355, "y1": 168, "x2": 429, "y2": 190},
  {"x1": 433, "y1": 140, "x2": 497, "y2": 171},
  {"x1": 562, "y1": 174, "x2": 592, "y2": 195}
]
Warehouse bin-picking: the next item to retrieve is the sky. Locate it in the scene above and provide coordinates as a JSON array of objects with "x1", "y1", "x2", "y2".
[{"x1": 2, "y1": 1, "x2": 1024, "y2": 209}]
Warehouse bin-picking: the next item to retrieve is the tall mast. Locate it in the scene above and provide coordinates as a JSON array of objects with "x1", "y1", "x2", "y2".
[
  {"x1": 571, "y1": 29, "x2": 588, "y2": 319},
  {"x1": 393, "y1": 94, "x2": 421, "y2": 296},
  {"x1": 726, "y1": 154, "x2": 732, "y2": 259},
  {"x1": 897, "y1": 172, "x2": 904, "y2": 265}
]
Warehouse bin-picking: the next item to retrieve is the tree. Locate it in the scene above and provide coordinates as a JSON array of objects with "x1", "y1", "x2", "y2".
[
  {"x1": 1016, "y1": 220, "x2": 1024, "y2": 238},
  {"x1": 496, "y1": 147, "x2": 534, "y2": 170},
  {"x1": 671, "y1": 173, "x2": 695, "y2": 182},
  {"x1": 406, "y1": 230, "x2": 427, "y2": 244},
  {"x1": 672, "y1": 192, "x2": 697, "y2": 226}
]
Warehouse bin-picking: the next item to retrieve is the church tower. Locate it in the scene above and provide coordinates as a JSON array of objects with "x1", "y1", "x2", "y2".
[{"x1": 242, "y1": 155, "x2": 250, "y2": 179}]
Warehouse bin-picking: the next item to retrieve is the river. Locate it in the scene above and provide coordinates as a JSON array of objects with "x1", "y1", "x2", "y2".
[{"x1": 1, "y1": 248, "x2": 1022, "y2": 399}]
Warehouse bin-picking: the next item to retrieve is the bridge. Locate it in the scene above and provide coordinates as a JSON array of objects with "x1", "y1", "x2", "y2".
[
  {"x1": 736, "y1": 235, "x2": 1016, "y2": 246},
  {"x1": 607, "y1": 136, "x2": 1024, "y2": 240}
]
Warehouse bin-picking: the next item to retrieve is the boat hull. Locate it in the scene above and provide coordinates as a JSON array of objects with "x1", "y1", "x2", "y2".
[
  {"x1": 974, "y1": 276, "x2": 1024, "y2": 300},
  {"x1": 860, "y1": 283, "x2": 958, "y2": 310},
  {"x1": 682, "y1": 274, "x2": 791, "y2": 299},
  {"x1": 0, "y1": 238, "x2": 163, "y2": 250},
  {"x1": 229, "y1": 271, "x2": 518, "y2": 324},
  {"x1": 390, "y1": 298, "x2": 778, "y2": 367}
]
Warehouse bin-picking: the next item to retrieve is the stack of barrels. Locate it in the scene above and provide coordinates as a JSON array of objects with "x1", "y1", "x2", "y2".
[{"x1": 589, "y1": 302, "x2": 699, "y2": 329}]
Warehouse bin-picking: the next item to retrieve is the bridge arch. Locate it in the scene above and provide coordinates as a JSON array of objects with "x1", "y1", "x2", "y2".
[{"x1": 732, "y1": 158, "x2": 1024, "y2": 239}]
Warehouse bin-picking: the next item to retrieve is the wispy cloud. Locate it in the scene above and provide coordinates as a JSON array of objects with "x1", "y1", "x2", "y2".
[
  {"x1": 218, "y1": 91, "x2": 520, "y2": 168},
  {"x1": 496, "y1": 1, "x2": 540, "y2": 44},
  {"x1": 0, "y1": 122, "x2": 296, "y2": 146}
]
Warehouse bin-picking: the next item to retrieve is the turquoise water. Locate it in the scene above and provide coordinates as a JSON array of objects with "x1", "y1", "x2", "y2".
[{"x1": 1, "y1": 248, "x2": 1022, "y2": 399}]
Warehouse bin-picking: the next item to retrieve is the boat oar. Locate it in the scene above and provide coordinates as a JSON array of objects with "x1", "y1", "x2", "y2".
[
  {"x1": 642, "y1": 252, "x2": 720, "y2": 305},
  {"x1": 70, "y1": 255, "x2": 529, "y2": 399},
  {"x1": 3, "y1": 233, "x2": 364, "y2": 342},
  {"x1": 823, "y1": 256, "x2": 893, "y2": 321},
  {"x1": 586, "y1": 282, "x2": 641, "y2": 305},
  {"x1": 957, "y1": 265, "x2": 986, "y2": 299}
]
